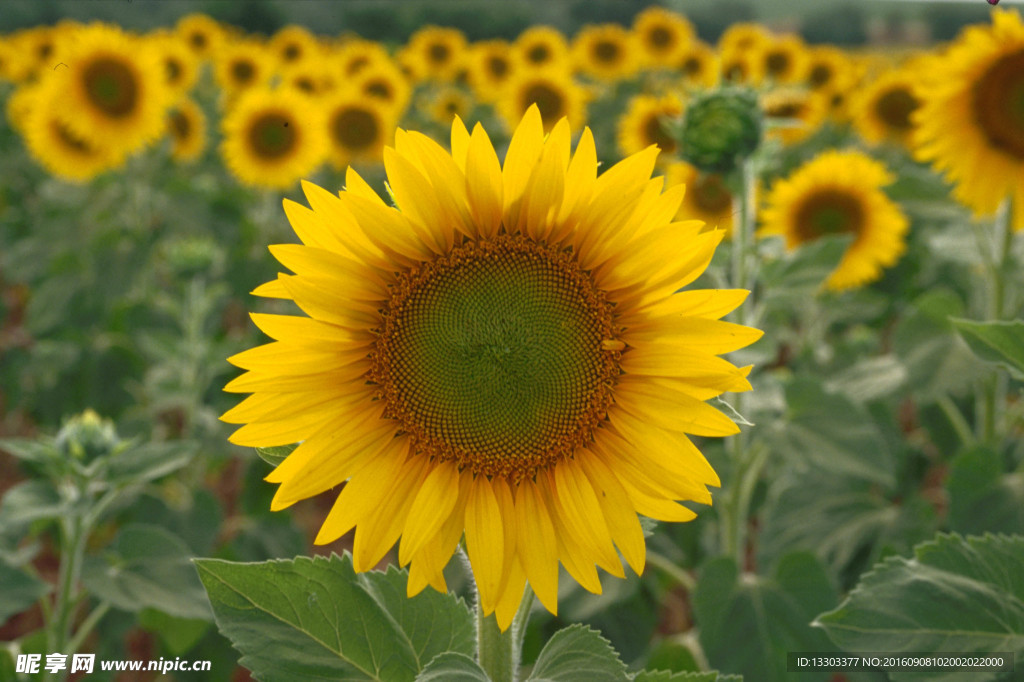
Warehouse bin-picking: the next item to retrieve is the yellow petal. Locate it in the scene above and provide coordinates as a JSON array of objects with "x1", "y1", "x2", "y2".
[
  {"x1": 450, "y1": 115, "x2": 471, "y2": 172},
  {"x1": 578, "y1": 454, "x2": 646, "y2": 575},
  {"x1": 465, "y1": 475, "x2": 505, "y2": 614},
  {"x1": 494, "y1": 560, "x2": 527, "y2": 632},
  {"x1": 515, "y1": 480, "x2": 559, "y2": 615},
  {"x1": 551, "y1": 460, "x2": 624, "y2": 578},
  {"x1": 399, "y1": 461, "x2": 460, "y2": 565},
  {"x1": 614, "y1": 376, "x2": 741, "y2": 437},
  {"x1": 353, "y1": 455, "x2": 429, "y2": 572},
  {"x1": 465, "y1": 123, "x2": 504, "y2": 238},
  {"x1": 502, "y1": 104, "x2": 545, "y2": 224}
]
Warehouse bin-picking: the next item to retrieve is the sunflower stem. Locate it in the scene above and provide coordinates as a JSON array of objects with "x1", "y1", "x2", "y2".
[
  {"x1": 646, "y1": 550, "x2": 696, "y2": 592},
  {"x1": 475, "y1": 594, "x2": 522, "y2": 682},
  {"x1": 976, "y1": 199, "x2": 1013, "y2": 446}
]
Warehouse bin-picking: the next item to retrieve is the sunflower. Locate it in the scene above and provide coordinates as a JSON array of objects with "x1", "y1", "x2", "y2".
[
  {"x1": 12, "y1": 25, "x2": 59, "y2": 81},
  {"x1": 804, "y1": 46, "x2": 856, "y2": 94},
  {"x1": 467, "y1": 40, "x2": 517, "y2": 103},
  {"x1": 718, "y1": 44, "x2": 764, "y2": 86},
  {"x1": 912, "y1": 9, "x2": 1024, "y2": 229},
  {"x1": 664, "y1": 161, "x2": 734, "y2": 234},
  {"x1": 46, "y1": 23, "x2": 170, "y2": 158},
  {"x1": 176, "y1": 13, "x2": 224, "y2": 61},
  {"x1": 718, "y1": 22, "x2": 771, "y2": 53},
  {"x1": 759, "y1": 34, "x2": 810, "y2": 85},
  {"x1": 676, "y1": 40, "x2": 719, "y2": 89},
  {"x1": 0, "y1": 35, "x2": 28, "y2": 83},
  {"x1": 223, "y1": 104, "x2": 761, "y2": 629},
  {"x1": 269, "y1": 25, "x2": 322, "y2": 69},
  {"x1": 514, "y1": 26, "x2": 571, "y2": 71},
  {"x1": 220, "y1": 87, "x2": 326, "y2": 190},
  {"x1": 572, "y1": 24, "x2": 640, "y2": 81},
  {"x1": 761, "y1": 87, "x2": 829, "y2": 145},
  {"x1": 213, "y1": 38, "x2": 274, "y2": 98},
  {"x1": 322, "y1": 91, "x2": 393, "y2": 168},
  {"x1": 166, "y1": 97, "x2": 206, "y2": 163},
  {"x1": 760, "y1": 149, "x2": 908, "y2": 291},
  {"x1": 497, "y1": 68, "x2": 587, "y2": 133},
  {"x1": 335, "y1": 38, "x2": 393, "y2": 78},
  {"x1": 151, "y1": 30, "x2": 200, "y2": 99},
  {"x1": 402, "y1": 26, "x2": 468, "y2": 82},
  {"x1": 22, "y1": 84, "x2": 125, "y2": 182},
  {"x1": 632, "y1": 6, "x2": 695, "y2": 68},
  {"x1": 617, "y1": 93, "x2": 684, "y2": 162},
  {"x1": 853, "y1": 68, "x2": 920, "y2": 148},
  {"x1": 426, "y1": 87, "x2": 474, "y2": 127},
  {"x1": 281, "y1": 59, "x2": 337, "y2": 98},
  {"x1": 354, "y1": 61, "x2": 412, "y2": 116}
]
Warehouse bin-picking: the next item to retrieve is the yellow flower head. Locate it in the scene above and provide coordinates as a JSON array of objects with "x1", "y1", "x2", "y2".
[
  {"x1": 760, "y1": 149, "x2": 909, "y2": 291},
  {"x1": 514, "y1": 26, "x2": 571, "y2": 71},
  {"x1": 175, "y1": 13, "x2": 225, "y2": 61},
  {"x1": 632, "y1": 6, "x2": 695, "y2": 68},
  {"x1": 572, "y1": 24, "x2": 640, "y2": 81},
  {"x1": 912, "y1": 8, "x2": 1024, "y2": 230},
  {"x1": 166, "y1": 96, "x2": 207, "y2": 163},
  {"x1": 467, "y1": 40, "x2": 518, "y2": 103},
  {"x1": 617, "y1": 93, "x2": 684, "y2": 162},
  {"x1": 402, "y1": 26, "x2": 468, "y2": 82},
  {"x1": 214, "y1": 38, "x2": 275, "y2": 97},
  {"x1": 853, "y1": 67, "x2": 921, "y2": 148},
  {"x1": 497, "y1": 68, "x2": 588, "y2": 133},
  {"x1": 223, "y1": 106, "x2": 761, "y2": 630},
  {"x1": 664, "y1": 161, "x2": 735, "y2": 235},
  {"x1": 322, "y1": 90, "x2": 395, "y2": 168}
]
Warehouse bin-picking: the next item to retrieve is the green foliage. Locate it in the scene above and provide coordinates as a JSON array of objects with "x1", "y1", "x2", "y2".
[
  {"x1": 694, "y1": 552, "x2": 837, "y2": 682},
  {"x1": 195, "y1": 553, "x2": 475, "y2": 681},
  {"x1": 815, "y1": 533, "x2": 1024, "y2": 682},
  {"x1": 633, "y1": 671, "x2": 743, "y2": 682},
  {"x1": 526, "y1": 625, "x2": 629, "y2": 682},
  {"x1": 950, "y1": 318, "x2": 1024, "y2": 380}
]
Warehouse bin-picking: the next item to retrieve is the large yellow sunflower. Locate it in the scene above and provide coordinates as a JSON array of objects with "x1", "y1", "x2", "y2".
[
  {"x1": 497, "y1": 68, "x2": 587, "y2": 133},
  {"x1": 617, "y1": 93, "x2": 684, "y2": 162},
  {"x1": 46, "y1": 23, "x2": 170, "y2": 158},
  {"x1": 572, "y1": 24, "x2": 640, "y2": 81},
  {"x1": 912, "y1": 8, "x2": 1024, "y2": 230},
  {"x1": 759, "y1": 149, "x2": 909, "y2": 291},
  {"x1": 223, "y1": 105, "x2": 761, "y2": 629},
  {"x1": 220, "y1": 87, "x2": 326, "y2": 190},
  {"x1": 853, "y1": 67, "x2": 920, "y2": 148},
  {"x1": 632, "y1": 6, "x2": 695, "y2": 68}
]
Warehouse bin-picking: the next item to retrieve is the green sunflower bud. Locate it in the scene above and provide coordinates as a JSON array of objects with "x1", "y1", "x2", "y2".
[
  {"x1": 55, "y1": 409, "x2": 120, "y2": 463},
  {"x1": 678, "y1": 86, "x2": 762, "y2": 174}
]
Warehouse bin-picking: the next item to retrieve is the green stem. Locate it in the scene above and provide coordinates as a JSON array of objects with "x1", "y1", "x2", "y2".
[
  {"x1": 937, "y1": 395, "x2": 975, "y2": 449},
  {"x1": 47, "y1": 513, "x2": 89, "y2": 682},
  {"x1": 646, "y1": 551, "x2": 696, "y2": 592},
  {"x1": 977, "y1": 199, "x2": 1013, "y2": 446},
  {"x1": 476, "y1": 597, "x2": 519, "y2": 682},
  {"x1": 66, "y1": 602, "x2": 111, "y2": 656}
]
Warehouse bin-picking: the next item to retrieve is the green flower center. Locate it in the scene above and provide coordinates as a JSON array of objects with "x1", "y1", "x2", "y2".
[
  {"x1": 648, "y1": 26, "x2": 673, "y2": 50},
  {"x1": 795, "y1": 189, "x2": 864, "y2": 241},
  {"x1": 83, "y1": 58, "x2": 138, "y2": 118},
  {"x1": 527, "y1": 44, "x2": 550, "y2": 64},
  {"x1": 374, "y1": 235, "x2": 620, "y2": 480},
  {"x1": 331, "y1": 106, "x2": 379, "y2": 151},
  {"x1": 593, "y1": 40, "x2": 620, "y2": 64},
  {"x1": 808, "y1": 63, "x2": 833, "y2": 88},
  {"x1": 428, "y1": 43, "x2": 451, "y2": 66},
  {"x1": 247, "y1": 112, "x2": 295, "y2": 159},
  {"x1": 875, "y1": 87, "x2": 918, "y2": 132},
  {"x1": 972, "y1": 47, "x2": 1024, "y2": 160},
  {"x1": 488, "y1": 55, "x2": 510, "y2": 79},
  {"x1": 765, "y1": 50, "x2": 791, "y2": 78}
]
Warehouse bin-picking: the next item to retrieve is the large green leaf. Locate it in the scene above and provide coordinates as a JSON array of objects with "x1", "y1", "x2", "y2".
[
  {"x1": 760, "y1": 234, "x2": 852, "y2": 302},
  {"x1": 526, "y1": 624, "x2": 629, "y2": 682},
  {"x1": 195, "y1": 553, "x2": 474, "y2": 682},
  {"x1": 946, "y1": 447, "x2": 1024, "y2": 536},
  {"x1": 693, "y1": 552, "x2": 837, "y2": 682},
  {"x1": 416, "y1": 653, "x2": 491, "y2": 682},
  {"x1": 949, "y1": 318, "x2": 1024, "y2": 380},
  {"x1": 0, "y1": 559, "x2": 50, "y2": 622},
  {"x1": 81, "y1": 524, "x2": 212, "y2": 620},
  {"x1": 822, "y1": 355, "x2": 908, "y2": 403},
  {"x1": 762, "y1": 378, "x2": 894, "y2": 486},
  {"x1": 105, "y1": 440, "x2": 198, "y2": 486},
  {"x1": 815, "y1": 533, "x2": 1024, "y2": 682},
  {"x1": 632, "y1": 672, "x2": 742, "y2": 682},
  {"x1": 0, "y1": 480, "x2": 69, "y2": 542}
]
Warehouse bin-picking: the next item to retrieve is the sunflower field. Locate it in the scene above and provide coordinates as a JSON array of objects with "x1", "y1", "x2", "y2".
[{"x1": 1, "y1": 1, "x2": 1023, "y2": 680}]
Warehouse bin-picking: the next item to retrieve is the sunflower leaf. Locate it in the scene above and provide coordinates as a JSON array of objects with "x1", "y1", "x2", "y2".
[
  {"x1": 814, "y1": 533, "x2": 1024, "y2": 682},
  {"x1": 527, "y1": 624, "x2": 630, "y2": 682},
  {"x1": 946, "y1": 447, "x2": 1024, "y2": 536},
  {"x1": 416, "y1": 652, "x2": 491, "y2": 681},
  {"x1": 195, "y1": 552, "x2": 474, "y2": 682},
  {"x1": 632, "y1": 671, "x2": 743, "y2": 681},
  {"x1": 254, "y1": 443, "x2": 296, "y2": 467},
  {"x1": 949, "y1": 318, "x2": 1024, "y2": 380},
  {"x1": 0, "y1": 558, "x2": 50, "y2": 623}
]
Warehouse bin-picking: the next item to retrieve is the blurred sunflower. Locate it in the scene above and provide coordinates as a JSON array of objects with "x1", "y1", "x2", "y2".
[
  {"x1": 14, "y1": 25, "x2": 59, "y2": 80},
  {"x1": 428, "y1": 87, "x2": 474, "y2": 127},
  {"x1": 402, "y1": 26, "x2": 468, "y2": 82},
  {"x1": 0, "y1": 35, "x2": 28, "y2": 83},
  {"x1": 676, "y1": 40, "x2": 719, "y2": 89},
  {"x1": 281, "y1": 59, "x2": 337, "y2": 98},
  {"x1": 718, "y1": 22, "x2": 771, "y2": 53},
  {"x1": 223, "y1": 105, "x2": 760, "y2": 629},
  {"x1": 213, "y1": 38, "x2": 274, "y2": 98},
  {"x1": 514, "y1": 26, "x2": 571, "y2": 71},
  {"x1": 760, "y1": 34, "x2": 810, "y2": 85},
  {"x1": 323, "y1": 91, "x2": 393, "y2": 168},
  {"x1": 853, "y1": 68, "x2": 920, "y2": 148},
  {"x1": 220, "y1": 87, "x2": 325, "y2": 189},
  {"x1": 617, "y1": 93, "x2": 684, "y2": 162},
  {"x1": 665, "y1": 161, "x2": 735, "y2": 234},
  {"x1": 23, "y1": 84, "x2": 125, "y2": 182},
  {"x1": 467, "y1": 40, "x2": 517, "y2": 103},
  {"x1": 335, "y1": 39, "x2": 393, "y2": 78},
  {"x1": 355, "y1": 61, "x2": 412, "y2": 116},
  {"x1": 48, "y1": 23, "x2": 170, "y2": 157},
  {"x1": 912, "y1": 8, "x2": 1024, "y2": 229},
  {"x1": 719, "y1": 44, "x2": 764, "y2": 86},
  {"x1": 632, "y1": 6, "x2": 694, "y2": 68},
  {"x1": 5, "y1": 83, "x2": 39, "y2": 135},
  {"x1": 572, "y1": 24, "x2": 639, "y2": 81},
  {"x1": 498, "y1": 68, "x2": 587, "y2": 133},
  {"x1": 176, "y1": 13, "x2": 224, "y2": 61},
  {"x1": 152, "y1": 30, "x2": 200, "y2": 99},
  {"x1": 804, "y1": 46, "x2": 856, "y2": 94},
  {"x1": 166, "y1": 97, "x2": 206, "y2": 163},
  {"x1": 269, "y1": 25, "x2": 322, "y2": 69},
  {"x1": 761, "y1": 87, "x2": 829, "y2": 145},
  {"x1": 760, "y1": 149, "x2": 908, "y2": 291}
]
